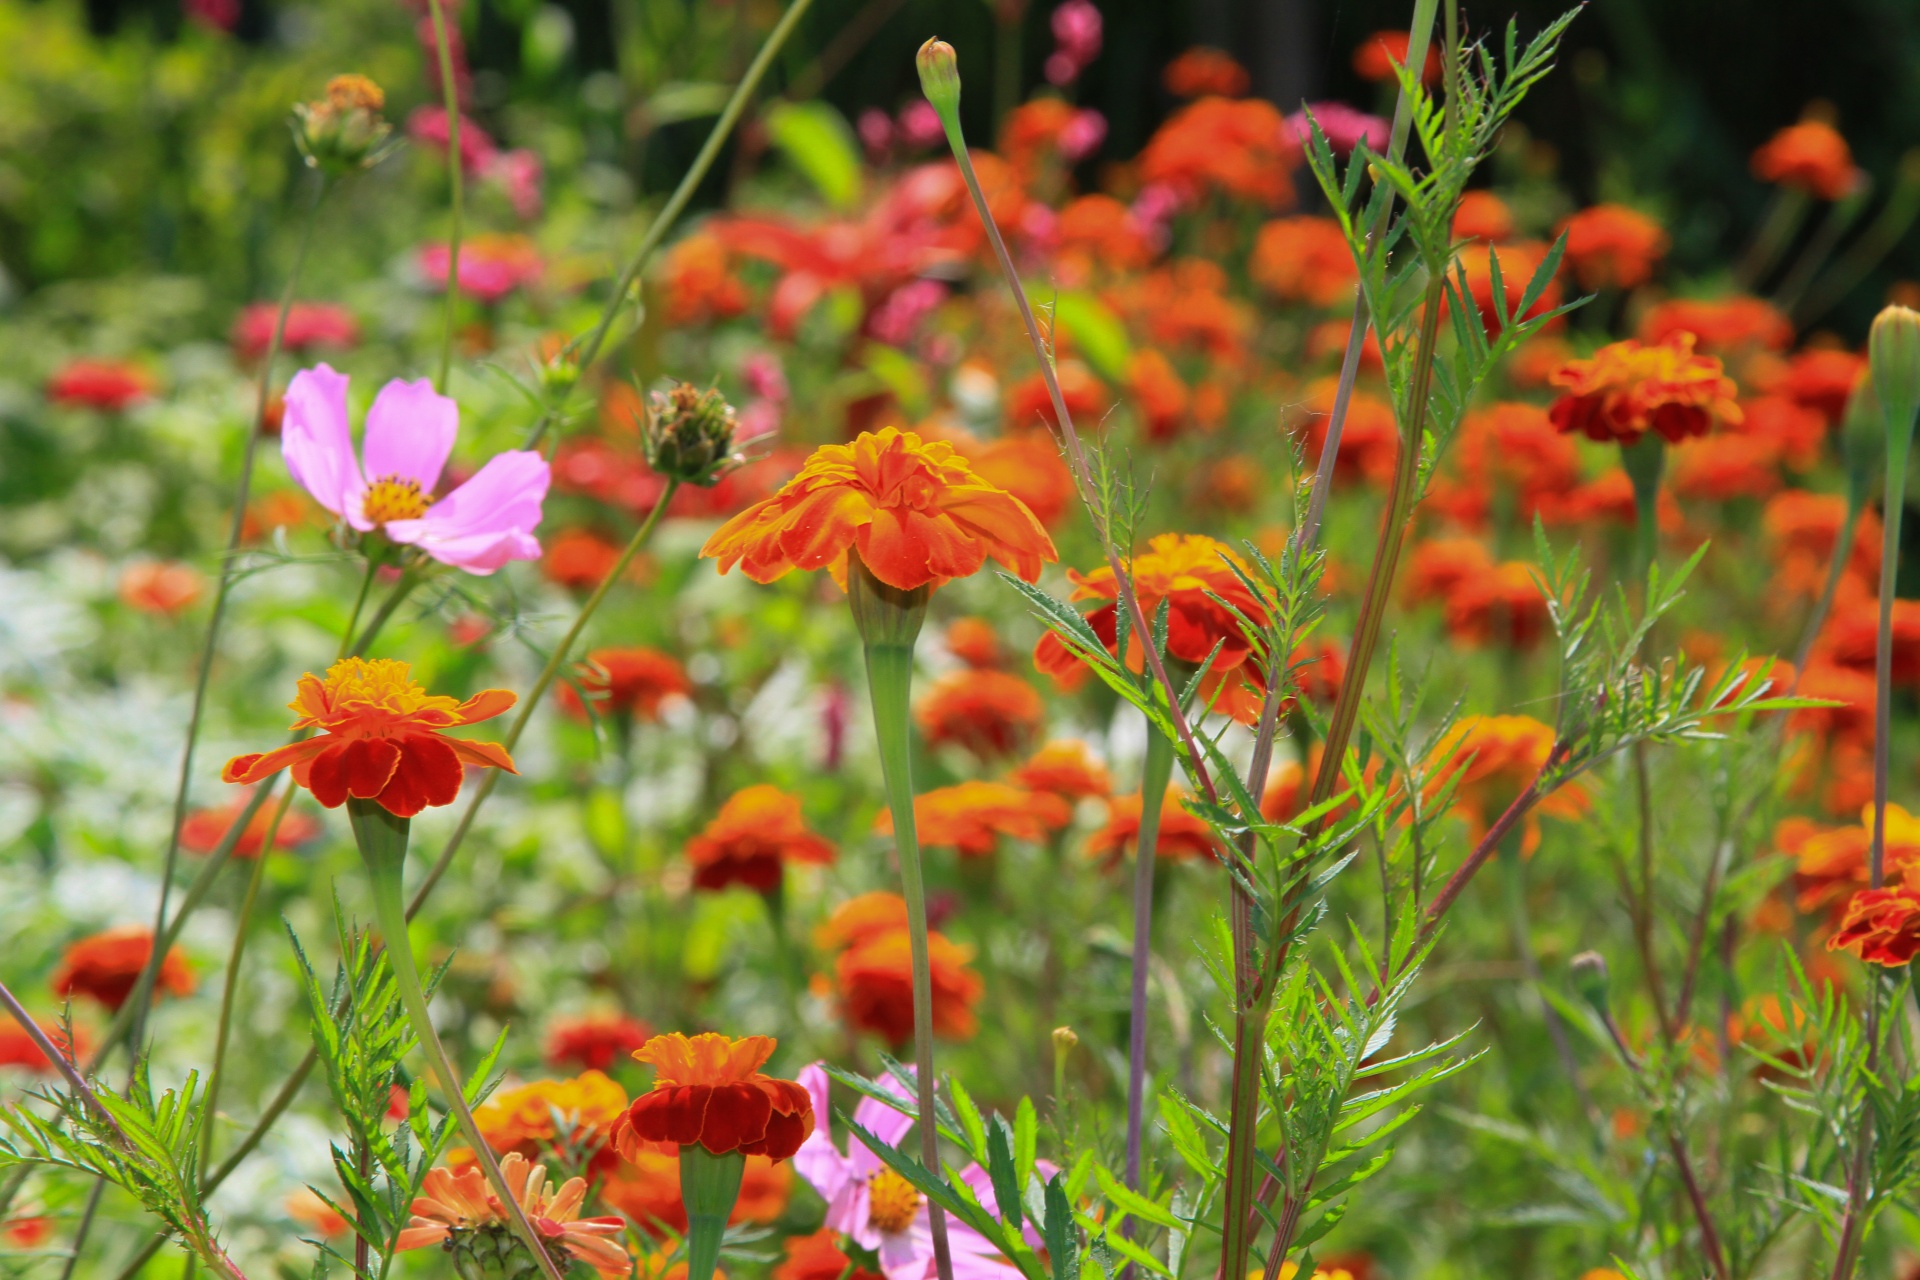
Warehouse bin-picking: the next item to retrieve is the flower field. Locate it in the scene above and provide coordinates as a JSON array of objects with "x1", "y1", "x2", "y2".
[{"x1": 4, "y1": 1, "x2": 1920, "y2": 1278}]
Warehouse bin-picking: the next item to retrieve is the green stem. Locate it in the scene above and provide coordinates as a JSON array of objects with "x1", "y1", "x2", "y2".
[
  {"x1": 680, "y1": 1146, "x2": 746, "y2": 1280},
  {"x1": 425, "y1": 0, "x2": 463, "y2": 393},
  {"x1": 1798, "y1": 151, "x2": 1920, "y2": 327},
  {"x1": 1621, "y1": 433, "x2": 1665, "y2": 584},
  {"x1": 352, "y1": 800, "x2": 566, "y2": 1280},
  {"x1": 1736, "y1": 186, "x2": 1809, "y2": 291},
  {"x1": 1123, "y1": 727, "x2": 1175, "y2": 1189},
  {"x1": 1871, "y1": 427, "x2": 1912, "y2": 889}
]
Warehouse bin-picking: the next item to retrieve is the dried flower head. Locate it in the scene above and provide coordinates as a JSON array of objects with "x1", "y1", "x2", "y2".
[
  {"x1": 293, "y1": 74, "x2": 393, "y2": 175},
  {"x1": 645, "y1": 384, "x2": 742, "y2": 487}
]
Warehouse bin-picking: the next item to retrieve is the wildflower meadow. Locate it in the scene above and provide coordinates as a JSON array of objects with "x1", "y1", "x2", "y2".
[{"x1": 6, "y1": 1, "x2": 1920, "y2": 1278}]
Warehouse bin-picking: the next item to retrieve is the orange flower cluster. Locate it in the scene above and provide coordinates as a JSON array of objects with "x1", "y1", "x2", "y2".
[
  {"x1": 1548, "y1": 335, "x2": 1741, "y2": 445},
  {"x1": 1055, "y1": 195, "x2": 1156, "y2": 274},
  {"x1": 1428, "y1": 402, "x2": 1583, "y2": 529},
  {"x1": 1763, "y1": 490, "x2": 1880, "y2": 603},
  {"x1": 1087, "y1": 786, "x2": 1218, "y2": 866},
  {"x1": 546, "y1": 1013, "x2": 654, "y2": 1072},
  {"x1": 458, "y1": 1070, "x2": 629, "y2": 1176},
  {"x1": 180, "y1": 792, "x2": 322, "y2": 858},
  {"x1": 52, "y1": 927, "x2": 194, "y2": 1011},
  {"x1": 1773, "y1": 347, "x2": 1866, "y2": 425},
  {"x1": 686, "y1": 785, "x2": 835, "y2": 893},
  {"x1": 614, "y1": 1033, "x2": 813, "y2": 1161},
  {"x1": 1405, "y1": 539, "x2": 1551, "y2": 650},
  {"x1": 559, "y1": 647, "x2": 691, "y2": 723},
  {"x1": 1424, "y1": 716, "x2": 1586, "y2": 855},
  {"x1": 1293, "y1": 379, "x2": 1400, "y2": 489},
  {"x1": 1751, "y1": 120, "x2": 1859, "y2": 201},
  {"x1": 914, "y1": 669, "x2": 1045, "y2": 759},
  {"x1": 1559, "y1": 204, "x2": 1668, "y2": 291},
  {"x1": 816, "y1": 892, "x2": 983, "y2": 1044},
  {"x1": 1250, "y1": 216, "x2": 1356, "y2": 307},
  {"x1": 1138, "y1": 97, "x2": 1297, "y2": 209},
  {"x1": 878, "y1": 780, "x2": 1066, "y2": 857},
  {"x1": 702, "y1": 428, "x2": 1055, "y2": 592}
]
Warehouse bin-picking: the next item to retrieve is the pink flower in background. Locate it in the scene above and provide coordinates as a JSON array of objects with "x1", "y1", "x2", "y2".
[
  {"x1": 1285, "y1": 102, "x2": 1389, "y2": 156},
  {"x1": 487, "y1": 148, "x2": 545, "y2": 220},
  {"x1": 47, "y1": 358, "x2": 155, "y2": 412},
  {"x1": 867, "y1": 279, "x2": 948, "y2": 347},
  {"x1": 1059, "y1": 109, "x2": 1107, "y2": 162},
  {"x1": 742, "y1": 352, "x2": 789, "y2": 403},
  {"x1": 895, "y1": 101, "x2": 945, "y2": 150},
  {"x1": 185, "y1": 0, "x2": 238, "y2": 31},
  {"x1": 280, "y1": 364, "x2": 548, "y2": 574},
  {"x1": 1046, "y1": 0, "x2": 1102, "y2": 85},
  {"x1": 231, "y1": 302, "x2": 359, "y2": 360},
  {"x1": 416, "y1": 234, "x2": 542, "y2": 303},
  {"x1": 1129, "y1": 183, "x2": 1183, "y2": 250},
  {"x1": 858, "y1": 109, "x2": 895, "y2": 164},
  {"x1": 407, "y1": 106, "x2": 498, "y2": 173}
]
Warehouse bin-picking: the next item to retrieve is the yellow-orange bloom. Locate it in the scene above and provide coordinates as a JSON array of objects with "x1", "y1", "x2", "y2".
[
  {"x1": 453, "y1": 1071, "x2": 628, "y2": 1177},
  {"x1": 221, "y1": 658, "x2": 516, "y2": 818},
  {"x1": 1424, "y1": 715, "x2": 1586, "y2": 856},
  {"x1": 1011, "y1": 739, "x2": 1113, "y2": 801},
  {"x1": 700, "y1": 427, "x2": 1055, "y2": 591},
  {"x1": 1752, "y1": 120, "x2": 1859, "y2": 201},
  {"x1": 1087, "y1": 787, "x2": 1219, "y2": 865},
  {"x1": 1547, "y1": 335, "x2": 1742, "y2": 445},
  {"x1": 396, "y1": 1152, "x2": 629, "y2": 1275},
  {"x1": 686, "y1": 785, "x2": 835, "y2": 893},
  {"x1": 876, "y1": 780, "x2": 1067, "y2": 857},
  {"x1": 1559, "y1": 204, "x2": 1668, "y2": 291},
  {"x1": 914, "y1": 669, "x2": 1045, "y2": 759},
  {"x1": 1250, "y1": 216, "x2": 1356, "y2": 307}
]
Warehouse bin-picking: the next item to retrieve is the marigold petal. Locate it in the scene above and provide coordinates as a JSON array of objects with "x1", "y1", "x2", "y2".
[
  {"x1": 628, "y1": 1084, "x2": 713, "y2": 1147},
  {"x1": 857, "y1": 505, "x2": 985, "y2": 590},
  {"x1": 452, "y1": 687, "x2": 517, "y2": 725},
  {"x1": 448, "y1": 737, "x2": 519, "y2": 775},
  {"x1": 696, "y1": 1082, "x2": 775, "y2": 1154},
  {"x1": 221, "y1": 737, "x2": 330, "y2": 785},
  {"x1": 306, "y1": 738, "x2": 402, "y2": 809},
  {"x1": 377, "y1": 733, "x2": 465, "y2": 818}
]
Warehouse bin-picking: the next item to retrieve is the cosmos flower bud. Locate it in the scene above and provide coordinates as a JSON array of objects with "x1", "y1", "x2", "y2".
[
  {"x1": 1569, "y1": 950, "x2": 1611, "y2": 1014},
  {"x1": 1052, "y1": 1025, "x2": 1079, "y2": 1057},
  {"x1": 644, "y1": 383, "x2": 741, "y2": 488},
  {"x1": 1870, "y1": 303, "x2": 1920, "y2": 450},
  {"x1": 292, "y1": 74, "x2": 394, "y2": 176},
  {"x1": 916, "y1": 39, "x2": 962, "y2": 120}
]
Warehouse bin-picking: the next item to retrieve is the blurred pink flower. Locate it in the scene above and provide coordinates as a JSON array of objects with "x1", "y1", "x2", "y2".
[
  {"x1": 185, "y1": 0, "x2": 238, "y2": 31},
  {"x1": 416, "y1": 234, "x2": 542, "y2": 303},
  {"x1": 895, "y1": 101, "x2": 945, "y2": 149},
  {"x1": 407, "y1": 106, "x2": 497, "y2": 173},
  {"x1": 281, "y1": 364, "x2": 549, "y2": 574},
  {"x1": 858, "y1": 109, "x2": 895, "y2": 163},
  {"x1": 867, "y1": 279, "x2": 948, "y2": 347},
  {"x1": 231, "y1": 302, "x2": 359, "y2": 360},
  {"x1": 1285, "y1": 102, "x2": 1389, "y2": 156},
  {"x1": 1059, "y1": 109, "x2": 1107, "y2": 162},
  {"x1": 1046, "y1": 0, "x2": 1102, "y2": 85},
  {"x1": 742, "y1": 352, "x2": 789, "y2": 403},
  {"x1": 486, "y1": 148, "x2": 544, "y2": 221}
]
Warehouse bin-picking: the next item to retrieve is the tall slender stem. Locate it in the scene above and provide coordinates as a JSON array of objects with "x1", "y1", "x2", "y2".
[
  {"x1": 425, "y1": 0, "x2": 464, "y2": 393},
  {"x1": 1123, "y1": 728, "x2": 1176, "y2": 1189},
  {"x1": 1870, "y1": 431, "x2": 1910, "y2": 890}
]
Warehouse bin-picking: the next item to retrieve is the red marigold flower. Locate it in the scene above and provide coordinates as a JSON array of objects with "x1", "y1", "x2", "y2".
[
  {"x1": 221, "y1": 658, "x2": 517, "y2": 819},
  {"x1": 231, "y1": 301, "x2": 359, "y2": 361},
  {"x1": 814, "y1": 891, "x2": 910, "y2": 952},
  {"x1": 544, "y1": 529, "x2": 638, "y2": 591},
  {"x1": 1128, "y1": 348, "x2": 1191, "y2": 441},
  {"x1": 1548, "y1": 334, "x2": 1742, "y2": 445},
  {"x1": 1250, "y1": 216, "x2": 1356, "y2": 308},
  {"x1": 1424, "y1": 715, "x2": 1586, "y2": 856},
  {"x1": 1056, "y1": 195, "x2": 1156, "y2": 273},
  {"x1": 1444, "y1": 562, "x2": 1551, "y2": 650},
  {"x1": 2, "y1": 1216, "x2": 53, "y2": 1249},
  {"x1": 47, "y1": 358, "x2": 155, "y2": 412},
  {"x1": 180, "y1": 791, "x2": 322, "y2": 859},
  {"x1": 944, "y1": 617, "x2": 1003, "y2": 669},
  {"x1": 1033, "y1": 533, "x2": 1269, "y2": 719},
  {"x1": 1351, "y1": 30, "x2": 1440, "y2": 83},
  {"x1": 1005, "y1": 359, "x2": 1114, "y2": 433},
  {"x1": 775, "y1": 1228, "x2": 884, "y2": 1280},
  {"x1": 558, "y1": 647, "x2": 691, "y2": 723},
  {"x1": 877, "y1": 780, "x2": 1067, "y2": 857},
  {"x1": 119, "y1": 561, "x2": 205, "y2": 616},
  {"x1": 701, "y1": 427, "x2": 1056, "y2": 592},
  {"x1": 0, "y1": 1015, "x2": 88, "y2": 1074},
  {"x1": 1788, "y1": 660, "x2": 1876, "y2": 742},
  {"x1": 285, "y1": 1188, "x2": 351, "y2": 1238},
  {"x1": 1764, "y1": 490, "x2": 1880, "y2": 585},
  {"x1": 1737, "y1": 394, "x2": 1828, "y2": 472},
  {"x1": 1829, "y1": 883, "x2": 1920, "y2": 966},
  {"x1": 1559, "y1": 204, "x2": 1669, "y2": 291},
  {"x1": 660, "y1": 232, "x2": 749, "y2": 327},
  {"x1": 1086, "y1": 786, "x2": 1218, "y2": 866},
  {"x1": 455, "y1": 1070, "x2": 629, "y2": 1177},
  {"x1": 914, "y1": 669, "x2": 1045, "y2": 759},
  {"x1": 614, "y1": 1033, "x2": 813, "y2": 1161},
  {"x1": 1818, "y1": 596, "x2": 1920, "y2": 685},
  {"x1": 52, "y1": 927, "x2": 193, "y2": 1011},
  {"x1": 1163, "y1": 47, "x2": 1249, "y2": 98},
  {"x1": 1429, "y1": 402, "x2": 1583, "y2": 529},
  {"x1": 1781, "y1": 804, "x2": 1920, "y2": 919},
  {"x1": 547, "y1": 1013, "x2": 654, "y2": 1072},
  {"x1": 1452, "y1": 190, "x2": 1515, "y2": 244},
  {"x1": 1638, "y1": 295, "x2": 1794, "y2": 354},
  {"x1": 832, "y1": 924, "x2": 983, "y2": 1045},
  {"x1": 602, "y1": 1147, "x2": 790, "y2": 1236},
  {"x1": 1138, "y1": 97, "x2": 1298, "y2": 209},
  {"x1": 1752, "y1": 120, "x2": 1860, "y2": 201},
  {"x1": 1775, "y1": 347, "x2": 1866, "y2": 425},
  {"x1": 1305, "y1": 318, "x2": 1384, "y2": 371},
  {"x1": 1011, "y1": 739, "x2": 1112, "y2": 801},
  {"x1": 687, "y1": 785, "x2": 835, "y2": 892}
]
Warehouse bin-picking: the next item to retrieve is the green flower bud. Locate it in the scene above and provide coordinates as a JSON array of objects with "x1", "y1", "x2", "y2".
[
  {"x1": 292, "y1": 75, "x2": 394, "y2": 177},
  {"x1": 1569, "y1": 950, "x2": 1611, "y2": 1016},
  {"x1": 917, "y1": 38, "x2": 962, "y2": 120},
  {"x1": 1870, "y1": 303, "x2": 1920, "y2": 450},
  {"x1": 643, "y1": 383, "x2": 740, "y2": 487}
]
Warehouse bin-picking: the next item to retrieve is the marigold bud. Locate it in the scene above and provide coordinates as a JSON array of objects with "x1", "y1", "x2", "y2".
[
  {"x1": 917, "y1": 39, "x2": 962, "y2": 119},
  {"x1": 1870, "y1": 303, "x2": 1920, "y2": 450},
  {"x1": 292, "y1": 73, "x2": 393, "y2": 176},
  {"x1": 1569, "y1": 950, "x2": 1611, "y2": 1014},
  {"x1": 644, "y1": 383, "x2": 740, "y2": 487}
]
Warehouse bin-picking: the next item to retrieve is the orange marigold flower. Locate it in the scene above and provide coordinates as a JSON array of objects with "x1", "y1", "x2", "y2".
[
  {"x1": 52, "y1": 927, "x2": 193, "y2": 1011},
  {"x1": 1819, "y1": 596, "x2": 1920, "y2": 685},
  {"x1": 456, "y1": 1070, "x2": 629, "y2": 1176},
  {"x1": 834, "y1": 925, "x2": 983, "y2": 1045},
  {"x1": 776, "y1": 1228, "x2": 884, "y2": 1280},
  {"x1": 944, "y1": 617, "x2": 1003, "y2": 669},
  {"x1": 1033, "y1": 533, "x2": 1268, "y2": 715},
  {"x1": 1056, "y1": 195, "x2": 1157, "y2": 272},
  {"x1": 962, "y1": 432, "x2": 1078, "y2": 529},
  {"x1": 1128, "y1": 348, "x2": 1191, "y2": 441},
  {"x1": 614, "y1": 1033, "x2": 813, "y2": 1161},
  {"x1": 1444, "y1": 562, "x2": 1551, "y2": 650},
  {"x1": 1829, "y1": 881, "x2": 1920, "y2": 967},
  {"x1": 1250, "y1": 216, "x2": 1356, "y2": 307},
  {"x1": 1668, "y1": 433, "x2": 1782, "y2": 503},
  {"x1": 1163, "y1": 47, "x2": 1249, "y2": 98},
  {"x1": 285, "y1": 1188, "x2": 351, "y2": 1238},
  {"x1": 701, "y1": 427, "x2": 1055, "y2": 592},
  {"x1": 1559, "y1": 204, "x2": 1669, "y2": 291},
  {"x1": 1430, "y1": 402, "x2": 1583, "y2": 528},
  {"x1": 0, "y1": 1015, "x2": 88, "y2": 1074},
  {"x1": 1782, "y1": 804, "x2": 1920, "y2": 918},
  {"x1": 1138, "y1": 97, "x2": 1297, "y2": 209},
  {"x1": 558, "y1": 647, "x2": 691, "y2": 723},
  {"x1": 1087, "y1": 787, "x2": 1218, "y2": 866},
  {"x1": 119, "y1": 561, "x2": 204, "y2": 616},
  {"x1": 396, "y1": 1152, "x2": 629, "y2": 1275},
  {"x1": 221, "y1": 658, "x2": 516, "y2": 819},
  {"x1": 180, "y1": 792, "x2": 322, "y2": 859},
  {"x1": 1548, "y1": 335, "x2": 1742, "y2": 445},
  {"x1": 877, "y1": 780, "x2": 1066, "y2": 857},
  {"x1": 815, "y1": 892, "x2": 909, "y2": 952},
  {"x1": 545, "y1": 529, "x2": 646, "y2": 591},
  {"x1": 1405, "y1": 537, "x2": 1494, "y2": 607},
  {"x1": 1738, "y1": 394, "x2": 1829, "y2": 472},
  {"x1": 1305, "y1": 318, "x2": 1384, "y2": 372},
  {"x1": 1425, "y1": 715, "x2": 1586, "y2": 856},
  {"x1": 1352, "y1": 30, "x2": 1440, "y2": 83},
  {"x1": 547, "y1": 1013, "x2": 654, "y2": 1072},
  {"x1": 1289, "y1": 379, "x2": 1399, "y2": 488},
  {"x1": 1776, "y1": 347, "x2": 1866, "y2": 424},
  {"x1": 1452, "y1": 190, "x2": 1515, "y2": 243},
  {"x1": 1764, "y1": 490, "x2": 1880, "y2": 584},
  {"x1": 660, "y1": 232, "x2": 749, "y2": 327},
  {"x1": 603, "y1": 1147, "x2": 790, "y2": 1236},
  {"x1": 1005, "y1": 359, "x2": 1114, "y2": 433},
  {"x1": 687, "y1": 785, "x2": 835, "y2": 892},
  {"x1": 1752, "y1": 120, "x2": 1860, "y2": 201},
  {"x1": 1638, "y1": 296, "x2": 1794, "y2": 354},
  {"x1": 914, "y1": 669, "x2": 1045, "y2": 759},
  {"x1": 1456, "y1": 240, "x2": 1563, "y2": 337},
  {"x1": 1012, "y1": 739, "x2": 1112, "y2": 801}
]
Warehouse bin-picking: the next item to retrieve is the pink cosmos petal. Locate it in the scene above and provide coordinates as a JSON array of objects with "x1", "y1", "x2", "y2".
[
  {"x1": 384, "y1": 450, "x2": 549, "y2": 574},
  {"x1": 794, "y1": 1065, "x2": 856, "y2": 1208},
  {"x1": 360, "y1": 378, "x2": 458, "y2": 492},
  {"x1": 281, "y1": 364, "x2": 362, "y2": 519}
]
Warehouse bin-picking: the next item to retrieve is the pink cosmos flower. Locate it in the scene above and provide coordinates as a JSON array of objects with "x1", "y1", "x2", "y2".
[
  {"x1": 1285, "y1": 102, "x2": 1389, "y2": 156},
  {"x1": 794, "y1": 1065, "x2": 1022, "y2": 1280},
  {"x1": 281, "y1": 364, "x2": 549, "y2": 574}
]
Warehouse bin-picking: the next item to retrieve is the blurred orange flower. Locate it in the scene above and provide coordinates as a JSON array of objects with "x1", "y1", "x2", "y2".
[
  {"x1": 455, "y1": 1070, "x2": 629, "y2": 1176},
  {"x1": 1444, "y1": 561, "x2": 1551, "y2": 650},
  {"x1": 1638, "y1": 296, "x2": 1793, "y2": 354},
  {"x1": 817, "y1": 894, "x2": 983, "y2": 1044},
  {"x1": 1452, "y1": 191, "x2": 1515, "y2": 243},
  {"x1": 963, "y1": 432, "x2": 1079, "y2": 528},
  {"x1": 1163, "y1": 47, "x2": 1249, "y2": 98},
  {"x1": 119, "y1": 562, "x2": 204, "y2": 616},
  {"x1": 878, "y1": 780, "x2": 1066, "y2": 856},
  {"x1": 1456, "y1": 240, "x2": 1563, "y2": 336},
  {"x1": 1005, "y1": 359, "x2": 1114, "y2": 432},
  {"x1": 1012, "y1": 739, "x2": 1113, "y2": 801},
  {"x1": 0, "y1": 1015, "x2": 87, "y2": 1073},
  {"x1": 1251, "y1": 216, "x2": 1356, "y2": 307},
  {"x1": 1752, "y1": 120, "x2": 1859, "y2": 200},
  {"x1": 1352, "y1": 30, "x2": 1440, "y2": 83},
  {"x1": 602, "y1": 1146, "x2": 790, "y2": 1235},
  {"x1": 547, "y1": 1013, "x2": 654, "y2": 1072},
  {"x1": 558, "y1": 647, "x2": 691, "y2": 723},
  {"x1": 1087, "y1": 787, "x2": 1218, "y2": 865},
  {"x1": 53, "y1": 927, "x2": 193, "y2": 1011},
  {"x1": 180, "y1": 792, "x2": 322, "y2": 858},
  {"x1": 1548, "y1": 334, "x2": 1741, "y2": 444},
  {"x1": 914, "y1": 669, "x2": 1045, "y2": 759},
  {"x1": 944, "y1": 617, "x2": 1003, "y2": 669},
  {"x1": 661, "y1": 231, "x2": 748, "y2": 326},
  {"x1": 1128, "y1": 348, "x2": 1191, "y2": 441},
  {"x1": 1139, "y1": 97, "x2": 1297, "y2": 208},
  {"x1": 1668, "y1": 434, "x2": 1782, "y2": 502},
  {"x1": 1559, "y1": 204, "x2": 1668, "y2": 291},
  {"x1": 1425, "y1": 715, "x2": 1585, "y2": 855},
  {"x1": 687, "y1": 785, "x2": 835, "y2": 892},
  {"x1": 1775, "y1": 347, "x2": 1865, "y2": 424}
]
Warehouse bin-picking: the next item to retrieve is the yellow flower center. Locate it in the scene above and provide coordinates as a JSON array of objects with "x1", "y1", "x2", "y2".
[
  {"x1": 362, "y1": 475, "x2": 429, "y2": 524},
  {"x1": 866, "y1": 1169, "x2": 921, "y2": 1234},
  {"x1": 311, "y1": 657, "x2": 448, "y2": 719}
]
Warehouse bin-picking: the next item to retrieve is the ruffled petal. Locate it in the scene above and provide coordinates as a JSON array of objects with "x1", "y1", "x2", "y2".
[
  {"x1": 377, "y1": 733, "x2": 464, "y2": 818},
  {"x1": 628, "y1": 1084, "x2": 713, "y2": 1148},
  {"x1": 856, "y1": 506, "x2": 984, "y2": 591},
  {"x1": 696, "y1": 1081, "x2": 774, "y2": 1153},
  {"x1": 937, "y1": 485, "x2": 1056, "y2": 583},
  {"x1": 221, "y1": 736, "x2": 331, "y2": 786},
  {"x1": 306, "y1": 737, "x2": 402, "y2": 809},
  {"x1": 281, "y1": 365, "x2": 363, "y2": 521},
  {"x1": 772, "y1": 486, "x2": 873, "y2": 579},
  {"x1": 360, "y1": 377, "x2": 459, "y2": 492}
]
